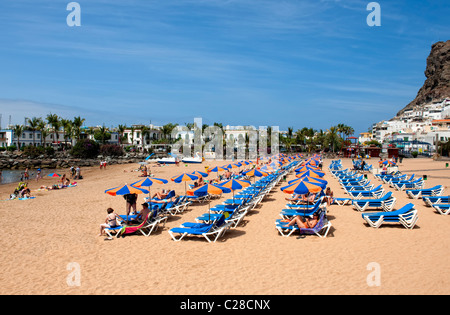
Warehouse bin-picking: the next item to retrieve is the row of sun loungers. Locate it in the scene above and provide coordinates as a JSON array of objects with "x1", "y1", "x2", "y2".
[
  {"x1": 275, "y1": 157, "x2": 333, "y2": 238},
  {"x1": 361, "y1": 203, "x2": 419, "y2": 229},
  {"x1": 106, "y1": 195, "x2": 194, "y2": 238},
  {"x1": 169, "y1": 161, "x2": 299, "y2": 242},
  {"x1": 330, "y1": 163, "x2": 419, "y2": 229}
]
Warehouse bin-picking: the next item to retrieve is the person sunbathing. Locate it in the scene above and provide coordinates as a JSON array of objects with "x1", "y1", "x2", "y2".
[
  {"x1": 19, "y1": 187, "x2": 31, "y2": 198},
  {"x1": 150, "y1": 196, "x2": 178, "y2": 204},
  {"x1": 285, "y1": 193, "x2": 302, "y2": 202},
  {"x1": 287, "y1": 212, "x2": 320, "y2": 231},
  {"x1": 152, "y1": 189, "x2": 169, "y2": 200}
]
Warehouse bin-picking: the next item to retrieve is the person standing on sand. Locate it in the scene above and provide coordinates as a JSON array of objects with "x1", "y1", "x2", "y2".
[
  {"x1": 123, "y1": 193, "x2": 138, "y2": 221},
  {"x1": 36, "y1": 168, "x2": 41, "y2": 182}
]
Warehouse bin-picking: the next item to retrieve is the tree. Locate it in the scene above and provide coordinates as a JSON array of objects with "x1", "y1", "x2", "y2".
[
  {"x1": 117, "y1": 124, "x2": 126, "y2": 144},
  {"x1": 161, "y1": 123, "x2": 178, "y2": 142},
  {"x1": 94, "y1": 126, "x2": 111, "y2": 144},
  {"x1": 60, "y1": 118, "x2": 72, "y2": 149},
  {"x1": 27, "y1": 117, "x2": 43, "y2": 147},
  {"x1": 325, "y1": 126, "x2": 342, "y2": 153},
  {"x1": 37, "y1": 120, "x2": 48, "y2": 147},
  {"x1": 46, "y1": 113, "x2": 60, "y2": 146},
  {"x1": 13, "y1": 124, "x2": 24, "y2": 150},
  {"x1": 72, "y1": 116, "x2": 85, "y2": 140}
]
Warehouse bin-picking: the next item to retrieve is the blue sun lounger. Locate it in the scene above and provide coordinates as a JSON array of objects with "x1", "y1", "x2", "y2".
[
  {"x1": 361, "y1": 203, "x2": 418, "y2": 229},
  {"x1": 275, "y1": 210, "x2": 332, "y2": 238},
  {"x1": 347, "y1": 185, "x2": 384, "y2": 199},
  {"x1": 431, "y1": 203, "x2": 450, "y2": 215},
  {"x1": 168, "y1": 214, "x2": 232, "y2": 243},
  {"x1": 422, "y1": 195, "x2": 450, "y2": 207},
  {"x1": 405, "y1": 185, "x2": 444, "y2": 199},
  {"x1": 393, "y1": 178, "x2": 424, "y2": 191},
  {"x1": 352, "y1": 191, "x2": 396, "y2": 212}
]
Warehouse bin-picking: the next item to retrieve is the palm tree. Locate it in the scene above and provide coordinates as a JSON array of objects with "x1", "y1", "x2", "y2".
[
  {"x1": 27, "y1": 117, "x2": 43, "y2": 147},
  {"x1": 325, "y1": 126, "x2": 341, "y2": 153},
  {"x1": 72, "y1": 116, "x2": 85, "y2": 141},
  {"x1": 117, "y1": 124, "x2": 126, "y2": 145},
  {"x1": 344, "y1": 125, "x2": 355, "y2": 139},
  {"x1": 37, "y1": 120, "x2": 48, "y2": 147},
  {"x1": 141, "y1": 126, "x2": 151, "y2": 147},
  {"x1": 60, "y1": 118, "x2": 72, "y2": 149},
  {"x1": 161, "y1": 123, "x2": 178, "y2": 142},
  {"x1": 287, "y1": 127, "x2": 294, "y2": 139},
  {"x1": 46, "y1": 113, "x2": 60, "y2": 147},
  {"x1": 95, "y1": 125, "x2": 111, "y2": 144},
  {"x1": 337, "y1": 123, "x2": 346, "y2": 140},
  {"x1": 13, "y1": 125, "x2": 24, "y2": 150}
]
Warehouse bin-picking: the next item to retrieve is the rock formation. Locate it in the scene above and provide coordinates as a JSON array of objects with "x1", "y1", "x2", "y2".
[{"x1": 397, "y1": 40, "x2": 450, "y2": 116}]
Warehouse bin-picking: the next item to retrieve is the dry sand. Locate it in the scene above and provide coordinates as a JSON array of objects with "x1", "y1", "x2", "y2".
[{"x1": 0, "y1": 157, "x2": 449, "y2": 295}]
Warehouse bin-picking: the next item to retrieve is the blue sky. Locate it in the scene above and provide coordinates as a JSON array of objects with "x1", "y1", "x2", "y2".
[{"x1": 0, "y1": 0, "x2": 449, "y2": 135}]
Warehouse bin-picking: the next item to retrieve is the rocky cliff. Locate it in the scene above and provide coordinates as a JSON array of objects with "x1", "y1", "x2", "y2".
[{"x1": 397, "y1": 40, "x2": 450, "y2": 116}]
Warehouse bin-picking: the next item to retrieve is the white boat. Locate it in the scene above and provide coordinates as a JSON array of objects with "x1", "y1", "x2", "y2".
[
  {"x1": 156, "y1": 153, "x2": 178, "y2": 164},
  {"x1": 181, "y1": 152, "x2": 203, "y2": 164}
]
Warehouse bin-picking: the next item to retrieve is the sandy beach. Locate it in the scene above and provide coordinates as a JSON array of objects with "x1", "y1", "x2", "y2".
[{"x1": 0, "y1": 157, "x2": 449, "y2": 295}]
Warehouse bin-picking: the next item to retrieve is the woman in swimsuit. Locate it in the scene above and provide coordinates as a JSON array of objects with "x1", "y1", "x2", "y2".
[{"x1": 99, "y1": 208, "x2": 119, "y2": 236}]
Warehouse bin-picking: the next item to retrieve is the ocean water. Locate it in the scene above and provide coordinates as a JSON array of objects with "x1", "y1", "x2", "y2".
[{"x1": 0, "y1": 169, "x2": 59, "y2": 185}]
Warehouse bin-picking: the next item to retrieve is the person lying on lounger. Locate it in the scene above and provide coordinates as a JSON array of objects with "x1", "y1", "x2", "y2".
[
  {"x1": 287, "y1": 212, "x2": 320, "y2": 231},
  {"x1": 150, "y1": 196, "x2": 178, "y2": 204},
  {"x1": 285, "y1": 193, "x2": 302, "y2": 202},
  {"x1": 152, "y1": 189, "x2": 169, "y2": 200}
]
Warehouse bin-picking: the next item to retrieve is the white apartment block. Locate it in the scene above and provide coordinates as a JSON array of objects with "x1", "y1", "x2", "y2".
[{"x1": 372, "y1": 98, "x2": 450, "y2": 151}]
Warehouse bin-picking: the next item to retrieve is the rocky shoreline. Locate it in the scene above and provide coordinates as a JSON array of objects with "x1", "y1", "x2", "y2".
[{"x1": 0, "y1": 152, "x2": 159, "y2": 170}]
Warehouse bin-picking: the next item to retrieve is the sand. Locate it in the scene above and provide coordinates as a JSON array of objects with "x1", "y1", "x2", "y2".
[{"x1": 0, "y1": 157, "x2": 449, "y2": 295}]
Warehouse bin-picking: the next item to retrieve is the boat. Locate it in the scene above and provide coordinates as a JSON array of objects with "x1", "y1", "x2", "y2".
[
  {"x1": 181, "y1": 152, "x2": 203, "y2": 164},
  {"x1": 156, "y1": 153, "x2": 178, "y2": 164}
]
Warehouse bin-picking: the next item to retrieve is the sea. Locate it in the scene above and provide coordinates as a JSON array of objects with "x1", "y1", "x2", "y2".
[{"x1": 0, "y1": 169, "x2": 59, "y2": 185}]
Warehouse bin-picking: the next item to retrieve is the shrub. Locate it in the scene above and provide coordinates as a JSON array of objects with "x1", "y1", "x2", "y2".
[
  {"x1": 22, "y1": 145, "x2": 44, "y2": 158},
  {"x1": 411, "y1": 151, "x2": 418, "y2": 158},
  {"x1": 100, "y1": 144, "x2": 124, "y2": 157},
  {"x1": 70, "y1": 139, "x2": 100, "y2": 158},
  {"x1": 45, "y1": 146, "x2": 55, "y2": 156},
  {"x1": 7, "y1": 145, "x2": 17, "y2": 152}
]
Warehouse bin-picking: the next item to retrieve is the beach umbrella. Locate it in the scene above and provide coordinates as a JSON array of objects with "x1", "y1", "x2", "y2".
[
  {"x1": 105, "y1": 184, "x2": 149, "y2": 196},
  {"x1": 105, "y1": 184, "x2": 150, "y2": 220},
  {"x1": 244, "y1": 169, "x2": 268, "y2": 177},
  {"x1": 244, "y1": 169, "x2": 268, "y2": 183},
  {"x1": 171, "y1": 172, "x2": 199, "y2": 195},
  {"x1": 296, "y1": 169, "x2": 325, "y2": 178},
  {"x1": 217, "y1": 178, "x2": 251, "y2": 203},
  {"x1": 280, "y1": 180, "x2": 323, "y2": 216},
  {"x1": 280, "y1": 180, "x2": 323, "y2": 195},
  {"x1": 190, "y1": 171, "x2": 209, "y2": 178},
  {"x1": 187, "y1": 184, "x2": 231, "y2": 221},
  {"x1": 48, "y1": 173, "x2": 61, "y2": 177},
  {"x1": 208, "y1": 166, "x2": 227, "y2": 179},
  {"x1": 288, "y1": 176, "x2": 328, "y2": 189},
  {"x1": 222, "y1": 163, "x2": 238, "y2": 170},
  {"x1": 131, "y1": 177, "x2": 168, "y2": 208},
  {"x1": 209, "y1": 166, "x2": 227, "y2": 172}
]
